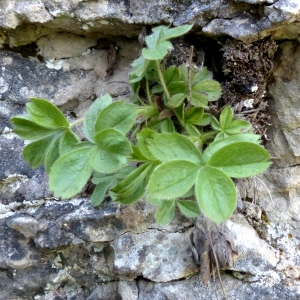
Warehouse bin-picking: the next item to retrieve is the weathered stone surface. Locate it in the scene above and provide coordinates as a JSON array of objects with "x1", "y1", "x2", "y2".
[
  {"x1": 86, "y1": 282, "x2": 119, "y2": 300},
  {"x1": 268, "y1": 41, "x2": 300, "y2": 157},
  {"x1": 0, "y1": 0, "x2": 299, "y2": 45},
  {"x1": 138, "y1": 273, "x2": 300, "y2": 300},
  {"x1": 118, "y1": 280, "x2": 139, "y2": 300},
  {"x1": 112, "y1": 229, "x2": 197, "y2": 282},
  {"x1": 1, "y1": 0, "x2": 300, "y2": 299}
]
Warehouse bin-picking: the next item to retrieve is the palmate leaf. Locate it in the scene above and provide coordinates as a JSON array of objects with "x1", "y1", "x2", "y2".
[
  {"x1": 148, "y1": 160, "x2": 199, "y2": 199},
  {"x1": 212, "y1": 106, "x2": 251, "y2": 137},
  {"x1": 49, "y1": 146, "x2": 94, "y2": 199},
  {"x1": 207, "y1": 142, "x2": 271, "y2": 178},
  {"x1": 143, "y1": 25, "x2": 193, "y2": 61},
  {"x1": 23, "y1": 128, "x2": 80, "y2": 172},
  {"x1": 171, "y1": 65, "x2": 222, "y2": 108},
  {"x1": 195, "y1": 166, "x2": 237, "y2": 224}
]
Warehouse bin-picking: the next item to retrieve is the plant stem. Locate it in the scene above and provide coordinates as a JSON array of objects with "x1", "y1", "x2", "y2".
[
  {"x1": 200, "y1": 131, "x2": 218, "y2": 141},
  {"x1": 69, "y1": 117, "x2": 85, "y2": 128},
  {"x1": 146, "y1": 79, "x2": 153, "y2": 105},
  {"x1": 155, "y1": 60, "x2": 171, "y2": 102}
]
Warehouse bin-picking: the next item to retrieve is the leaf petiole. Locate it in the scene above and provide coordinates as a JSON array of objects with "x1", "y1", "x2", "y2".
[{"x1": 69, "y1": 117, "x2": 85, "y2": 128}]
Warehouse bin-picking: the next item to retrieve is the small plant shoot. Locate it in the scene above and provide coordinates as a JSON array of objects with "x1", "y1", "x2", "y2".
[{"x1": 11, "y1": 25, "x2": 271, "y2": 225}]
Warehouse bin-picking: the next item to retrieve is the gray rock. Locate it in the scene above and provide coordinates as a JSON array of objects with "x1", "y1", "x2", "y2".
[
  {"x1": 118, "y1": 281, "x2": 139, "y2": 300},
  {"x1": 87, "y1": 282, "x2": 119, "y2": 300},
  {"x1": 111, "y1": 229, "x2": 197, "y2": 282},
  {"x1": 268, "y1": 41, "x2": 300, "y2": 156},
  {"x1": 138, "y1": 273, "x2": 300, "y2": 300},
  {"x1": 6, "y1": 215, "x2": 47, "y2": 238}
]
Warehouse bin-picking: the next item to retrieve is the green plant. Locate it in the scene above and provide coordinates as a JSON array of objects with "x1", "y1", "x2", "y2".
[{"x1": 11, "y1": 25, "x2": 271, "y2": 225}]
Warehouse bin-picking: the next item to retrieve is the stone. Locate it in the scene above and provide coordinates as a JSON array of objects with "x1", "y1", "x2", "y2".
[
  {"x1": 6, "y1": 215, "x2": 47, "y2": 238},
  {"x1": 268, "y1": 41, "x2": 300, "y2": 156},
  {"x1": 1, "y1": 0, "x2": 300, "y2": 299},
  {"x1": 118, "y1": 281, "x2": 139, "y2": 300},
  {"x1": 111, "y1": 229, "x2": 197, "y2": 282},
  {"x1": 138, "y1": 273, "x2": 300, "y2": 300},
  {"x1": 86, "y1": 282, "x2": 119, "y2": 300}
]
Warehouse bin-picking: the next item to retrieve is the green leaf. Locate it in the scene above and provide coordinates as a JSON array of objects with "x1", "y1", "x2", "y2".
[
  {"x1": 45, "y1": 135, "x2": 61, "y2": 173},
  {"x1": 188, "y1": 91, "x2": 209, "y2": 108},
  {"x1": 26, "y1": 98, "x2": 69, "y2": 128},
  {"x1": 193, "y1": 80, "x2": 222, "y2": 101},
  {"x1": 225, "y1": 120, "x2": 251, "y2": 134},
  {"x1": 185, "y1": 124, "x2": 201, "y2": 137},
  {"x1": 60, "y1": 129, "x2": 80, "y2": 155},
  {"x1": 95, "y1": 101, "x2": 137, "y2": 135},
  {"x1": 148, "y1": 160, "x2": 199, "y2": 199},
  {"x1": 91, "y1": 177, "x2": 114, "y2": 207},
  {"x1": 23, "y1": 133, "x2": 60, "y2": 169},
  {"x1": 164, "y1": 66, "x2": 180, "y2": 85},
  {"x1": 192, "y1": 67, "x2": 213, "y2": 84},
  {"x1": 207, "y1": 142, "x2": 271, "y2": 178},
  {"x1": 11, "y1": 116, "x2": 57, "y2": 140},
  {"x1": 155, "y1": 200, "x2": 175, "y2": 225},
  {"x1": 145, "y1": 132, "x2": 203, "y2": 164},
  {"x1": 160, "y1": 24, "x2": 193, "y2": 40},
  {"x1": 185, "y1": 108, "x2": 211, "y2": 126},
  {"x1": 49, "y1": 146, "x2": 93, "y2": 199},
  {"x1": 168, "y1": 93, "x2": 186, "y2": 108},
  {"x1": 129, "y1": 55, "x2": 150, "y2": 79},
  {"x1": 151, "y1": 85, "x2": 164, "y2": 94},
  {"x1": 89, "y1": 129, "x2": 132, "y2": 173},
  {"x1": 136, "y1": 128, "x2": 157, "y2": 161},
  {"x1": 114, "y1": 163, "x2": 156, "y2": 204},
  {"x1": 195, "y1": 166, "x2": 237, "y2": 224},
  {"x1": 112, "y1": 163, "x2": 152, "y2": 195},
  {"x1": 146, "y1": 196, "x2": 164, "y2": 206},
  {"x1": 160, "y1": 119, "x2": 175, "y2": 133},
  {"x1": 92, "y1": 172, "x2": 115, "y2": 185},
  {"x1": 177, "y1": 200, "x2": 200, "y2": 218},
  {"x1": 167, "y1": 82, "x2": 186, "y2": 95},
  {"x1": 211, "y1": 116, "x2": 221, "y2": 131},
  {"x1": 203, "y1": 134, "x2": 261, "y2": 163},
  {"x1": 219, "y1": 106, "x2": 233, "y2": 128},
  {"x1": 143, "y1": 41, "x2": 172, "y2": 60},
  {"x1": 83, "y1": 94, "x2": 112, "y2": 142}
]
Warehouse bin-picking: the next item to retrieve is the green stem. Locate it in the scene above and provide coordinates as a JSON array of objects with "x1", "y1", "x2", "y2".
[
  {"x1": 156, "y1": 60, "x2": 171, "y2": 102},
  {"x1": 200, "y1": 131, "x2": 218, "y2": 141},
  {"x1": 69, "y1": 117, "x2": 85, "y2": 128},
  {"x1": 146, "y1": 79, "x2": 153, "y2": 105}
]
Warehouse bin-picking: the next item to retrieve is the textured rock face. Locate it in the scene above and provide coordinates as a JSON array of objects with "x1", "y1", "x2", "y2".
[{"x1": 1, "y1": 1, "x2": 300, "y2": 299}]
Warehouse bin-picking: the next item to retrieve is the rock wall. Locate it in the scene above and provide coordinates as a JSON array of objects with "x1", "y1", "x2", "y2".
[{"x1": 1, "y1": 1, "x2": 300, "y2": 299}]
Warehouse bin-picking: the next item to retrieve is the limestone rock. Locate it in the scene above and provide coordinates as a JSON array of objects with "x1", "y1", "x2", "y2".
[
  {"x1": 138, "y1": 273, "x2": 300, "y2": 300},
  {"x1": 112, "y1": 229, "x2": 197, "y2": 282},
  {"x1": 268, "y1": 41, "x2": 300, "y2": 157}
]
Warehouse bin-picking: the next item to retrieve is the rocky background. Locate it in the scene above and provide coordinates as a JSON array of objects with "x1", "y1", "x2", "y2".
[{"x1": 1, "y1": 0, "x2": 300, "y2": 299}]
